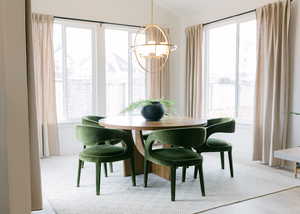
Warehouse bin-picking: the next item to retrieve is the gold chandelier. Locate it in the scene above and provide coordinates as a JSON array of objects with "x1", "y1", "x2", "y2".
[{"x1": 132, "y1": 0, "x2": 177, "y2": 72}]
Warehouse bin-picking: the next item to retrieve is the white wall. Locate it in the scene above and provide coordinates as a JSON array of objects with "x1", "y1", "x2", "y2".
[
  {"x1": 0, "y1": 0, "x2": 32, "y2": 213},
  {"x1": 31, "y1": 0, "x2": 183, "y2": 155}
]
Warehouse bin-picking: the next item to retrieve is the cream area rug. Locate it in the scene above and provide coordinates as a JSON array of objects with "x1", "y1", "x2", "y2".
[
  {"x1": 198, "y1": 186, "x2": 300, "y2": 214},
  {"x1": 40, "y1": 154, "x2": 300, "y2": 214}
]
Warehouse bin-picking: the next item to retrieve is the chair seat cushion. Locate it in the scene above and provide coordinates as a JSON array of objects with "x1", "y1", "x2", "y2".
[
  {"x1": 149, "y1": 147, "x2": 202, "y2": 166},
  {"x1": 199, "y1": 138, "x2": 232, "y2": 153},
  {"x1": 207, "y1": 138, "x2": 231, "y2": 147},
  {"x1": 80, "y1": 145, "x2": 125, "y2": 162}
]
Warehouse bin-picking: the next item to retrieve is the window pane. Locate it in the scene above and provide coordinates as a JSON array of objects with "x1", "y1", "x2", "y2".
[
  {"x1": 53, "y1": 23, "x2": 65, "y2": 122},
  {"x1": 105, "y1": 29, "x2": 129, "y2": 116},
  {"x1": 207, "y1": 24, "x2": 237, "y2": 118},
  {"x1": 65, "y1": 26, "x2": 93, "y2": 121},
  {"x1": 238, "y1": 20, "x2": 257, "y2": 123},
  {"x1": 132, "y1": 33, "x2": 146, "y2": 102}
]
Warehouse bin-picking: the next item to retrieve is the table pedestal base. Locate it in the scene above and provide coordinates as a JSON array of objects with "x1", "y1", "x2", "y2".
[
  {"x1": 123, "y1": 130, "x2": 172, "y2": 180},
  {"x1": 123, "y1": 146, "x2": 144, "y2": 176},
  {"x1": 123, "y1": 145, "x2": 172, "y2": 180},
  {"x1": 295, "y1": 163, "x2": 300, "y2": 178}
]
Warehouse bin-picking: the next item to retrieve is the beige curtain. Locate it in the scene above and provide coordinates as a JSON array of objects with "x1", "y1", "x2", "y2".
[
  {"x1": 253, "y1": 0, "x2": 291, "y2": 166},
  {"x1": 25, "y1": 0, "x2": 43, "y2": 211},
  {"x1": 32, "y1": 13, "x2": 60, "y2": 157},
  {"x1": 185, "y1": 24, "x2": 203, "y2": 119},
  {"x1": 146, "y1": 28, "x2": 170, "y2": 99}
]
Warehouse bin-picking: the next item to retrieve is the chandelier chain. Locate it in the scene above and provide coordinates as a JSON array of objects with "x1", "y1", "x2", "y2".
[{"x1": 151, "y1": 0, "x2": 154, "y2": 24}]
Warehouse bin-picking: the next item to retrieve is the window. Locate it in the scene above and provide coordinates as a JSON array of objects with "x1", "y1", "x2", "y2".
[
  {"x1": 53, "y1": 20, "x2": 146, "y2": 122},
  {"x1": 53, "y1": 21, "x2": 98, "y2": 122},
  {"x1": 204, "y1": 15, "x2": 256, "y2": 124},
  {"x1": 105, "y1": 27, "x2": 146, "y2": 116}
]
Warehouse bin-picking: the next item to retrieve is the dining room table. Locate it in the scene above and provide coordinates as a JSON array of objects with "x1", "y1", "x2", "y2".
[{"x1": 99, "y1": 115, "x2": 205, "y2": 180}]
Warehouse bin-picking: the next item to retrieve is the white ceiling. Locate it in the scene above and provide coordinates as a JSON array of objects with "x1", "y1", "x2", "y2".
[{"x1": 157, "y1": 0, "x2": 207, "y2": 16}]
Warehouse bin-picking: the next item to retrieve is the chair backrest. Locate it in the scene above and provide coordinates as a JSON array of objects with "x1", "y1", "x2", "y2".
[
  {"x1": 75, "y1": 125, "x2": 133, "y2": 149},
  {"x1": 206, "y1": 118, "x2": 235, "y2": 139},
  {"x1": 145, "y1": 128, "x2": 206, "y2": 151},
  {"x1": 81, "y1": 115, "x2": 105, "y2": 127}
]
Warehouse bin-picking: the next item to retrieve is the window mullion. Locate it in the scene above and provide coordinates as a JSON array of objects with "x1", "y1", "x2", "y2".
[
  {"x1": 62, "y1": 23, "x2": 69, "y2": 121},
  {"x1": 235, "y1": 23, "x2": 240, "y2": 119},
  {"x1": 91, "y1": 27, "x2": 97, "y2": 115},
  {"x1": 97, "y1": 25, "x2": 106, "y2": 115},
  {"x1": 128, "y1": 31, "x2": 133, "y2": 105}
]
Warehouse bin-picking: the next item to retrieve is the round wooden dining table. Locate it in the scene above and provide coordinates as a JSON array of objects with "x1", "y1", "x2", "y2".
[{"x1": 99, "y1": 116, "x2": 205, "y2": 180}]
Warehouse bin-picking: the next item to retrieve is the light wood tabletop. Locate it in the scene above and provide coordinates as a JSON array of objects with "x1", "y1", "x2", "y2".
[
  {"x1": 99, "y1": 115, "x2": 206, "y2": 180},
  {"x1": 99, "y1": 116, "x2": 206, "y2": 130}
]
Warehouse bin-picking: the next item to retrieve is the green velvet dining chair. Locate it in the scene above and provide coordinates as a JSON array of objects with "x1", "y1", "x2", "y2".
[
  {"x1": 144, "y1": 128, "x2": 207, "y2": 201},
  {"x1": 82, "y1": 115, "x2": 105, "y2": 127},
  {"x1": 81, "y1": 115, "x2": 117, "y2": 175},
  {"x1": 76, "y1": 125, "x2": 136, "y2": 195},
  {"x1": 188, "y1": 118, "x2": 235, "y2": 180}
]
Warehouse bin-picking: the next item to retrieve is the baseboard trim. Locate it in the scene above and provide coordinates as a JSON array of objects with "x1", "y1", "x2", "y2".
[{"x1": 32, "y1": 200, "x2": 56, "y2": 214}]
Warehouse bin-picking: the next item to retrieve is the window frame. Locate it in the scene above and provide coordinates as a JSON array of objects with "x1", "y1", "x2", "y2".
[
  {"x1": 203, "y1": 13, "x2": 256, "y2": 125},
  {"x1": 53, "y1": 19, "x2": 147, "y2": 123},
  {"x1": 103, "y1": 24, "x2": 147, "y2": 115},
  {"x1": 54, "y1": 19, "x2": 100, "y2": 123}
]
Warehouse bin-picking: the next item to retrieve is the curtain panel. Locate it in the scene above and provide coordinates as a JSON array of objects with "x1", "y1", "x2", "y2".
[
  {"x1": 25, "y1": 0, "x2": 43, "y2": 210},
  {"x1": 185, "y1": 24, "x2": 203, "y2": 119},
  {"x1": 146, "y1": 28, "x2": 170, "y2": 99},
  {"x1": 253, "y1": 0, "x2": 291, "y2": 166},
  {"x1": 31, "y1": 13, "x2": 60, "y2": 157}
]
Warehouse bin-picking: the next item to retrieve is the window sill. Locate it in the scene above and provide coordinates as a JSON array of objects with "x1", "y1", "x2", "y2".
[{"x1": 57, "y1": 121, "x2": 80, "y2": 127}]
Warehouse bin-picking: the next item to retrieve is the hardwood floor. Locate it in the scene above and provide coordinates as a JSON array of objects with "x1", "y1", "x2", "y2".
[{"x1": 200, "y1": 186, "x2": 300, "y2": 214}]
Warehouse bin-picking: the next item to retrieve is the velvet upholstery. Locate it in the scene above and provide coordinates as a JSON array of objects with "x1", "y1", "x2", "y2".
[
  {"x1": 206, "y1": 118, "x2": 236, "y2": 139},
  {"x1": 191, "y1": 118, "x2": 235, "y2": 180},
  {"x1": 82, "y1": 115, "x2": 105, "y2": 126},
  {"x1": 144, "y1": 128, "x2": 206, "y2": 201},
  {"x1": 198, "y1": 118, "x2": 235, "y2": 152},
  {"x1": 81, "y1": 115, "x2": 121, "y2": 174},
  {"x1": 76, "y1": 125, "x2": 136, "y2": 195}
]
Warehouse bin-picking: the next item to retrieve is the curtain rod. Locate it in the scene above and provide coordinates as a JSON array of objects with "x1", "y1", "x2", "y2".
[
  {"x1": 203, "y1": 0, "x2": 295, "y2": 26},
  {"x1": 54, "y1": 16, "x2": 144, "y2": 28}
]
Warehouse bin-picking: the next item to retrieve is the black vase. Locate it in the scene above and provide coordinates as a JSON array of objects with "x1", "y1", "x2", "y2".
[{"x1": 141, "y1": 102, "x2": 164, "y2": 121}]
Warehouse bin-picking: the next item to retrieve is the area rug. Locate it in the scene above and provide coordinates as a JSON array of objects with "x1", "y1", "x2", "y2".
[
  {"x1": 41, "y1": 154, "x2": 300, "y2": 214},
  {"x1": 195, "y1": 186, "x2": 300, "y2": 213}
]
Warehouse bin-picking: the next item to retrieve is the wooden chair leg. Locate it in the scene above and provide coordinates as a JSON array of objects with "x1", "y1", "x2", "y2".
[
  {"x1": 194, "y1": 166, "x2": 198, "y2": 179},
  {"x1": 96, "y1": 162, "x2": 101, "y2": 195},
  {"x1": 228, "y1": 150, "x2": 234, "y2": 178},
  {"x1": 77, "y1": 159, "x2": 83, "y2": 187},
  {"x1": 130, "y1": 157, "x2": 136, "y2": 186},
  {"x1": 144, "y1": 159, "x2": 149, "y2": 187},
  {"x1": 294, "y1": 163, "x2": 298, "y2": 178},
  {"x1": 103, "y1": 163, "x2": 108, "y2": 177},
  {"x1": 198, "y1": 163, "x2": 206, "y2": 197},
  {"x1": 182, "y1": 166, "x2": 187, "y2": 182},
  {"x1": 109, "y1": 162, "x2": 113, "y2": 173},
  {"x1": 171, "y1": 166, "x2": 176, "y2": 201},
  {"x1": 220, "y1": 152, "x2": 225, "y2": 169}
]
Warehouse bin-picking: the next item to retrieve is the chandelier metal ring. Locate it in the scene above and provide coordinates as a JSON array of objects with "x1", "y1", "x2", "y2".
[{"x1": 132, "y1": 24, "x2": 176, "y2": 72}]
